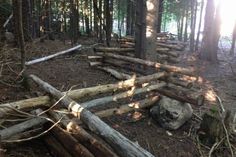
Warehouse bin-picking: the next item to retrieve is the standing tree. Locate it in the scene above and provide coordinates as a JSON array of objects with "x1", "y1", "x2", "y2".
[
  {"x1": 135, "y1": 0, "x2": 159, "y2": 61},
  {"x1": 230, "y1": 20, "x2": 236, "y2": 56},
  {"x1": 13, "y1": 0, "x2": 25, "y2": 70},
  {"x1": 200, "y1": 0, "x2": 221, "y2": 63}
]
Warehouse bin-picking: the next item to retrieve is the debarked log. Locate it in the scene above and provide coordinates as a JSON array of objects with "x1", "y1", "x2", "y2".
[
  {"x1": 100, "y1": 53, "x2": 195, "y2": 76},
  {"x1": 29, "y1": 74, "x2": 155, "y2": 157},
  {"x1": 25, "y1": 44, "x2": 82, "y2": 65},
  {"x1": 0, "y1": 72, "x2": 166, "y2": 118}
]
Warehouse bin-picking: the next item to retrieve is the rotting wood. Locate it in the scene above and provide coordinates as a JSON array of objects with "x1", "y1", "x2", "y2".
[
  {"x1": 29, "y1": 74, "x2": 155, "y2": 157},
  {"x1": 49, "y1": 111, "x2": 119, "y2": 157},
  {"x1": 95, "y1": 96, "x2": 160, "y2": 118},
  {"x1": 43, "y1": 135, "x2": 73, "y2": 157},
  {"x1": 81, "y1": 83, "x2": 166, "y2": 109},
  {"x1": 100, "y1": 53, "x2": 195, "y2": 76},
  {"x1": 0, "y1": 72, "x2": 166, "y2": 118},
  {"x1": 25, "y1": 44, "x2": 82, "y2": 65}
]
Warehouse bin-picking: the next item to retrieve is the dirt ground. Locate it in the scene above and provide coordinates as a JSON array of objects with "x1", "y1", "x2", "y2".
[{"x1": 0, "y1": 38, "x2": 235, "y2": 157}]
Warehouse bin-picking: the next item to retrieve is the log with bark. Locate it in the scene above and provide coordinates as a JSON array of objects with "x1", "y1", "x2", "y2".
[
  {"x1": 100, "y1": 53, "x2": 195, "y2": 76},
  {"x1": 120, "y1": 44, "x2": 134, "y2": 48},
  {"x1": 43, "y1": 135, "x2": 73, "y2": 157},
  {"x1": 0, "y1": 71, "x2": 166, "y2": 118},
  {"x1": 95, "y1": 96, "x2": 160, "y2": 118},
  {"x1": 25, "y1": 44, "x2": 82, "y2": 65},
  {"x1": 156, "y1": 49, "x2": 180, "y2": 58},
  {"x1": 0, "y1": 111, "x2": 47, "y2": 140},
  {"x1": 97, "y1": 66, "x2": 132, "y2": 80},
  {"x1": 50, "y1": 125, "x2": 95, "y2": 157},
  {"x1": 29, "y1": 74, "x2": 155, "y2": 157},
  {"x1": 156, "y1": 42, "x2": 184, "y2": 51},
  {"x1": 156, "y1": 54, "x2": 180, "y2": 64},
  {"x1": 156, "y1": 47, "x2": 170, "y2": 53},
  {"x1": 94, "y1": 47, "x2": 134, "y2": 53},
  {"x1": 49, "y1": 111, "x2": 119, "y2": 157}
]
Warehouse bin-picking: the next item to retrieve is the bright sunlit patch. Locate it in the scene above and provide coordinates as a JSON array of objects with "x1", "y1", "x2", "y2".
[
  {"x1": 219, "y1": 0, "x2": 236, "y2": 35},
  {"x1": 205, "y1": 89, "x2": 216, "y2": 102},
  {"x1": 146, "y1": 1, "x2": 154, "y2": 10}
]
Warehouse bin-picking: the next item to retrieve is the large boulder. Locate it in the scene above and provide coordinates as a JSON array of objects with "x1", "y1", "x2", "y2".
[{"x1": 150, "y1": 96, "x2": 193, "y2": 130}]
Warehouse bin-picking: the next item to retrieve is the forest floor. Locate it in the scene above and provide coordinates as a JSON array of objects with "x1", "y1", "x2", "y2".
[{"x1": 0, "y1": 38, "x2": 235, "y2": 157}]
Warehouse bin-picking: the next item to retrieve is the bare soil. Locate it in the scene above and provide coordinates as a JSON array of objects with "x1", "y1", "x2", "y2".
[{"x1": 0, "y1": 38, "x2": 235, "y2": 157}]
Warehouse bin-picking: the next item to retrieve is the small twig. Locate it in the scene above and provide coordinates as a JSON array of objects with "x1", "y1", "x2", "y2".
[{"x1": 208, "y1": 142, "x2": 218, "y2": 157}]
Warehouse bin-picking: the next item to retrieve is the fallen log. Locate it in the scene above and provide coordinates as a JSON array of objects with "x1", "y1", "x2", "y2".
[
  {"x1": 49, "y1": 111, "x2": 119, "y2": 157},
  {"x1": 104, "y1": 59, "x2": 148, "y2": 75},
  {"x1": 94, "y1": 47, "x2": 134, "y2": 53},
  {"x1": 100, "y1": 53, "x2": 195, "y2": 76},
  {"x1": 97, "y1": 66, "x2": 132, "y2": 80},
  {"x1": 156, "y1": 87, "x2": 205, "y2": 106},
  {"x1": 89, "y1": 61, "x2": 102, "y2": 66},
  {"x1": 25, "y1": 44, "x2": 82, "y2": 65},
  {"x1": 81, "y1": 83, "x2": 166, "y2": 108},
  {"x1": 44, "y1": 135, "x2": 73, "y2": 157},
  {"x1": 156, "y1": 42, "x2": 183, "y2": 51},
  {"x1": 29, "y1": 74, "x2": 155, "y2": 157},
  {"x1": 95, "y1": 96, "x2": 160, "y2": 118},
  {"x1": 119, "y1": 41, "x2": 135, "y2": 46},
  {"x1": 0, "y1": 71, "x2": 166, "y2": 118},
  {"x1": 156, "y1": 47, "x2": 170, "y2": 53},
  {"x1": 156, "y1": 54, "x2": 180, "y2": 64},
  {"x1": 0, "y1": 112, "x2": 47, "y2": 140},
  {"x1": 50, "y1": 125, "x2": 95, "y2": 157}
]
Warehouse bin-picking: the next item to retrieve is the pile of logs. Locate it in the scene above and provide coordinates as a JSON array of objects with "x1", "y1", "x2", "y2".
[
  {"x1": 0, "y1": 70, "x2": 176, "y2": 157},
  {"x1": 93, "y1": 35, "x2": 187, "y2": 64},
  {"x1": 89, "y1": 52, "x2": 204, "y2": 107}
]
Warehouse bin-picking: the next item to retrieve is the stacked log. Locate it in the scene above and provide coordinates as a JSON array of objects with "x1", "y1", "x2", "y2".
[{"x1": 88, "y1": 53, "x2": 204, "y2": 107}]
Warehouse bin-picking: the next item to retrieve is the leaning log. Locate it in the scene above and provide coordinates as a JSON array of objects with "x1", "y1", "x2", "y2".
[
  {"x1": 95, "y1": 96, "x2": 160, "y2": 118},
  {"x1": 100, "y1": 53, "x2": 195, "y2": 76},
  {"x1": 94, "y1": 47, "x2": 134, "y2": 53},
  {"x1": 25, "y1": 44, "x2": 82, "y2": 65},
  {"x1": 49, "y1": 111, "x2": 119, "y2": 157},
  {"x1": 29, "y1": 74, "x2": 155, "y2": 157},
  {"x1": 0, "y1": 72, "x2": 166, "y2": 118}
]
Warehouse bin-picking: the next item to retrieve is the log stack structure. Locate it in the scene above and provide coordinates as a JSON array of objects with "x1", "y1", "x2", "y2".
[{"x1": 0, "y1": 34, "x2": 203, "y2": 157}]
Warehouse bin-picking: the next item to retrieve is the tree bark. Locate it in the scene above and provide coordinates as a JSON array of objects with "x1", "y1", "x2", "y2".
[{"x1": 230, "y1": 21, "x2": 236, "y2": 56}]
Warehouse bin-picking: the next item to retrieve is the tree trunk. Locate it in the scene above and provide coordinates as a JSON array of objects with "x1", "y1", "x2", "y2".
[
  {"x1": 135, "y1": 0, "x2": 146, "y2": 59},
  {"x1": 13, "y1": 0, "x2": 26, "y2": 71},
  {"x1": 195, "y1": 0, "x2": 204, "y2": 51},
  {"x1": 183, "y1": 2, "x2": 189, "y2": 42},
  {"x1": 230, "y1": 21, "x2": 236, "y2": 56},
  {"x1": 29, "y1": 74, "x2": 155, "y2": 157},
  {"x1": 126, "y1": 0, "x2": 131, "y2": 35},
  {"x1": 104, "y1": 0, "x2": 113, "y2": 46},
  {"x1": 200, "y1": 0, "x2": 221, "y2": 63},
  {"x1": 190, "y1": 0, "x2": 197, "y2": 52},
  {"x1": 145, "y1": 0, "x2": 159, "y2": 61},
  {"x1": 157, "y1": 0, "x2": 164, "y2": 33},
  {"x1": 93, "y1": 0, "x2": 99, "y2": 38}
]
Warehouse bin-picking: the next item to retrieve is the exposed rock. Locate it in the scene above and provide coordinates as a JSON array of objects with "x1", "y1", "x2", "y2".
[
  {"x1": 4, "y1": 32, "x2": 15, "y2": 43},
  {"x1": 150, "y1": 96, "x2": 193, "y2": 130}
]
